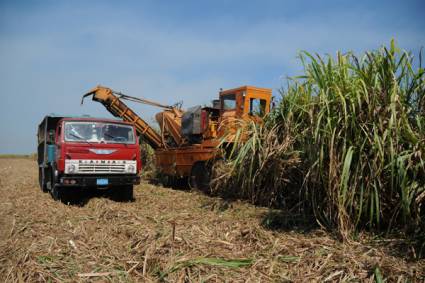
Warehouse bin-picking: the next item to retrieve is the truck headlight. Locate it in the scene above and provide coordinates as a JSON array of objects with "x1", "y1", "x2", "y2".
[
  {"x1": 65, "y1": 162, "x2": 78, "y2": 174},
  {"x1": 68, "y1": 164, "x2": 76, "y2": 173},
  {"x1": 126, "y1": 164, "x2": 136, "y2": 173}
]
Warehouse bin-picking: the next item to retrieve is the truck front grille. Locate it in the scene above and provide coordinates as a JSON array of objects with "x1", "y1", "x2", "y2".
[
  {"x1": 78, "y1": 163, "x2": 126, "y2": 173},
  {"x1": 64, "y1": 159, "x2": 137, "y2": 174}
]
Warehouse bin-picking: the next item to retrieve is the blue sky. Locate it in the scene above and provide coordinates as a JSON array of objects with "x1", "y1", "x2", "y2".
[{"x1": 0, "y1": 0, "x2": 424, "y2": 154}]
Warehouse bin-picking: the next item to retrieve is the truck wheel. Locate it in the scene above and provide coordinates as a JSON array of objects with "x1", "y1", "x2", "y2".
[
  {"x1": 38, "y1": 168, "x2": 48, "y2": 192},
  {"x1": 48, "y1": 164, "x2": 79, "y2": 204},
  {"x1": 51, "y1": 184, "x2": 61, "y2": 201},
  {"x1": 109, "y1": 185, "x2": 134, "y2": 202},
  {"x1": 51, "y1": 185, "x2": 65, "y2": 202},
  {"x1": 189, "y1": 162, "x2": 211, "y2": 193},
  {"x1": 51, "y1": 185, "x2": 78, "y2": 204}
]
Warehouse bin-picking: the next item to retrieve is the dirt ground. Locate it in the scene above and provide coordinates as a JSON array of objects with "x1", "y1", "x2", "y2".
[{"x1": 0, "y1": 158, "x2": 423, "y2": 282}]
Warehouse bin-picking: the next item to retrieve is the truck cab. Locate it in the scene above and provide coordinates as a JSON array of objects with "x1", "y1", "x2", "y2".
[{"x1": 37, "y1": 115, "x2": 141, "y2": 203}]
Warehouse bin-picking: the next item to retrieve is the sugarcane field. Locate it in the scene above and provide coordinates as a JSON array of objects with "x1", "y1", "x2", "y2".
[
  {"x1": 0, "y1": 157, "x2": 423, "y2": 282},
  {"x1": 1, "y1": 1, "x2": 424, "y2": 282}
]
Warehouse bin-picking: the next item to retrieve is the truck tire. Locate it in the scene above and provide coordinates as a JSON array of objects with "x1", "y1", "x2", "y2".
[
  {"x1": 51, "y1": 184, "x2": 62, "y2": 201},
  {"x1": 109, "y1": 185, "x2": 134, "y2": 202},
  {"x1": 48, "y1": 163, "x2": 80, "y2": 204},
  {"x1": 51, "y1": 184, "x2": 81, "y2": 204},
  {"x1": 38, "y1": 167, "x2": 48, "y2": 192}
]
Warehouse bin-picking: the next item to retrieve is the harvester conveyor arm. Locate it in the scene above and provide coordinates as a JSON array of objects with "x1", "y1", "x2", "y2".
[
  {"x1": 81, "y1": 86, "x2": 164, "y2": 150},
  {"x1": 112, "y1": 92, "x2": 174, "y2": 110}
]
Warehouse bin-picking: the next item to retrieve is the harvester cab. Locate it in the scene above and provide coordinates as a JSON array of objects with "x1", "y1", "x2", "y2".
[
  {"x1": 216, "y1": 86, "x2": 272, "y2": 141},
  {"x1": 219, "y1": 86, "x2": 271, "y2": 118},
  {"x1": 178, "y1": 86, "x2": 273, "y2": 144}
]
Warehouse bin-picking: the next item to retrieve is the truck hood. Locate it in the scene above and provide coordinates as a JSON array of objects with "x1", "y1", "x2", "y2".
[{"x1": 63, "y1": 143, "x2": 138, "y2": 161}]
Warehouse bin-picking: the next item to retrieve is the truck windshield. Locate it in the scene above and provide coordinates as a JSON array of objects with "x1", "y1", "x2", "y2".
[{"x1": 64, "y1": 121, "x2": 136, "y2": 144}]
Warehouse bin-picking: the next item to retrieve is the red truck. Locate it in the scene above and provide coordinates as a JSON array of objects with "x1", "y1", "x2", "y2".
[{"x1": 37, "y1": 115, "x2": 141, "y2": 203}]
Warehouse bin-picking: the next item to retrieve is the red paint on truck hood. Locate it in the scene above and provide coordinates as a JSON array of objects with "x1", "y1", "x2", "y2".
[
  {"x1": 58, "y1": 142, "x2": 141, "y2": 173},
  {"x1": 65, "y1": 143, "x2": 138, "y2": 159}
]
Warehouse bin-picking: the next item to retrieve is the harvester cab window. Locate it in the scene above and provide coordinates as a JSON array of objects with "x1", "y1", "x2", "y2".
[
  {"x1": 222, "y1": 94, "x2": 236, "y2": 110},
  {"x1": 249, "y1": 98, "x2": 267, "y2": 116}
]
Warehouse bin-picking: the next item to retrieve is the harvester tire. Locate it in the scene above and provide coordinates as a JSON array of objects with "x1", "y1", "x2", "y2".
[
  {"x1": 158, "y1": 173, "x2": 174, "y2": 188},
  {"x1": 189, "y1": 162, "x2": 211, "y2": 193},
  {"x1": 209, "y1": 158, "x2": 226, "y2": 193}
]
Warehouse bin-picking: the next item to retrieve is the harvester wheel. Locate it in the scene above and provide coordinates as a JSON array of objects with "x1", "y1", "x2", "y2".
[
  {"x1": 189, "y1": 162, "x2": 211, "y2": 193},
  {"x1": 209, "y1": 159, "x2": 226, "y2": 193},
  {"x1": 158, "y1": 173, "x2": 174, "y2": 188}
]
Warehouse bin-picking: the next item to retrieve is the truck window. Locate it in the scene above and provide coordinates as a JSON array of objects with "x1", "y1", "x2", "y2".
[
  {"x1": 48, "y1": 130, "x2": 55, "y2": 144},
  {"x1": 64, "y1": 121, "x2": 135, "y2": 144},
  {"x1": 222, "y1": 94, "x2": 236, "y2": 110},
  {"x1": 249, "y1": 98, "x2": 267, "y2": 116}
]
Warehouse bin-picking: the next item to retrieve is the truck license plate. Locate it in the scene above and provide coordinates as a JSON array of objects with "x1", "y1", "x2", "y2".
[{"x1": 96, "y1": 178, "x2": 108, "y2": 186}]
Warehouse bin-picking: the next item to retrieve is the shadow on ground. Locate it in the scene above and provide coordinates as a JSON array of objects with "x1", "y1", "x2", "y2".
[
  {"x1": 54, "y1": 188, "x2": 135, "y2": 207},
  {"x1": 61, "y1": 178, "x2": 425, "y2": 262},
  {"x1": 260, "y1": 209, "x2": 318, "y2": 233}
]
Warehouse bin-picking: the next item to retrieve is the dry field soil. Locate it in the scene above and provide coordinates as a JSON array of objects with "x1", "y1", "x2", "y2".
[{"x1": 0, "y1": 158, "x2": 423, "y2": 282}]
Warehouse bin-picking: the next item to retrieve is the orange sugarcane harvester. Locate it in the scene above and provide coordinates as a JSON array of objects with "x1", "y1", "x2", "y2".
[{"x1": 82, "y1": 85, "x2": 272, "y2": 191}]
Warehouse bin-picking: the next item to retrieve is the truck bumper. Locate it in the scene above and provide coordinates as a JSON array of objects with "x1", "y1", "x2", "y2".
[{"x1": 59, "y1": 175, "x2": 141, "y2": 188}]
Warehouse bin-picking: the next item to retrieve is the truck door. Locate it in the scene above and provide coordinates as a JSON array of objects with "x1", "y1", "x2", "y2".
[{"x1": 54, "y1": 123, "x2": 63, "y2": 170}]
